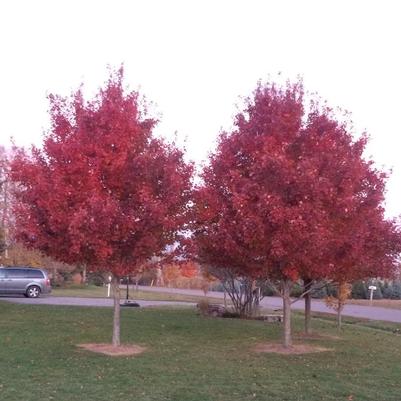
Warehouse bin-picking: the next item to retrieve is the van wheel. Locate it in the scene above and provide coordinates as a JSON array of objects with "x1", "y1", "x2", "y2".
[{"x1": 26, "y1": 286, "x2": 41, "y2": 298}]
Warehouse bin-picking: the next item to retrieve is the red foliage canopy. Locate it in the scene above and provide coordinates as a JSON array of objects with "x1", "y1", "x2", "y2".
[
  {"x1": 300, "y1": 111, "x2": 401, "y2": 282},
  {"x1": 10, "y1": 70, "x2": 193, "y2": 277},
  {"x1": 194, "y1": 81, "x2": 400, "y2": 284}
]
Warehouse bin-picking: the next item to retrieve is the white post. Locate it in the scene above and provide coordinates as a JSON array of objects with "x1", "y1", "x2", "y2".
[
  {"x1": 368, "y1": 285, "x2": 377, "y2": 306},
  {"x1": 107, "y1": 275, "x2": 112, "y2": 297}
]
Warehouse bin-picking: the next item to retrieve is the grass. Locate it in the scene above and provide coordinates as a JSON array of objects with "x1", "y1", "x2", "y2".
[
  {"x1": 52, "y1": 285, "x2": 224, "y2": 304},
  {"x1": 0, "y1": 302, "x2": 401, "y2": 400},
  {"x1": 348, "y1": 298, "x2": 401, "y2": 310},
  {"x1": 304, "y1": 310, "x2": 401, "y2": 334}
]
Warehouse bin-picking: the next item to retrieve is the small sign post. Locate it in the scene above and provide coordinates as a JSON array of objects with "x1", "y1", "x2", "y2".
[
  {"x1": 368, "y1": 285, "x2": 377, "y2": 306},
  {"x1": 107, "y1": 275, "x2": 112, "y2": 297}
]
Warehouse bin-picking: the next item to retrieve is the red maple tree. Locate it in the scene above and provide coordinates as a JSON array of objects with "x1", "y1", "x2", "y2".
[
  {"x1": 10, "y1": 69, "x2": 193, "y2": 346},
  {"x1": 299, "y1": 111, "x2": 401, "y2": 331},
  {"x1": 194, "y1": 81, "x2": 400, "y2": 347}
]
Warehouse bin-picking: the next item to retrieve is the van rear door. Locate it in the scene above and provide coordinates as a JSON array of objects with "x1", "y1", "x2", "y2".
[
  {"x1": 6, "y1": 269, "x2": 31, "y2": 293},
  {"x1": 0, "y1": 269, "x2": 7, "y2": 293}
]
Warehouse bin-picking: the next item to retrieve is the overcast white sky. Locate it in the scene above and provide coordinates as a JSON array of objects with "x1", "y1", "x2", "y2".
[{"x1": 0, "y1": 0, "x2": 400, "y2": 217}]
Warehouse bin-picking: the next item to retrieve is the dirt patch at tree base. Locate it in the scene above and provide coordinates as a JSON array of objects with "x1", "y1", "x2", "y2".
[
  {"x1": 253, "y1": 343, "x2": 332, "y2": 355},
  {"x1": 77, "y1": 343, "x2": 146, "y2": 356}
]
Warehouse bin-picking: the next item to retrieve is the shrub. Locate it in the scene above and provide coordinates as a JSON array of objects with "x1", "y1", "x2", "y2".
[
  {"x1": 50, "y1": 273, "x2": 65, "y2": 288},
  {"x1": 381, "y1": 280, "x2": 401, "y2": 299},
  {"x1": 391, "y1": 281, "x2": 401, "y2": 299},
  {"x1": 221, "y1": 311, "x2": 241, "y2": 319},
  {"x1": 138, "y1": 269, "x2": 157, "y2": 286},
  {"x1": 311, "y1": 285, "x2": 328, "y2": 298},
  {"x1": 87, "y1": 272, "x2": 105, "y2": 287},
  {"x1": 352, "y1": 281, "x2": 368, "y2": 299},
  {"x1": 197, "y1": 299, "x2": 210, "y2": 316},
  {"x1": 58, "y1": 270, "x2": 73, "y2": 286},
  {"x1": 290, "y1": 283, "x2": 303, "y2": 297}
]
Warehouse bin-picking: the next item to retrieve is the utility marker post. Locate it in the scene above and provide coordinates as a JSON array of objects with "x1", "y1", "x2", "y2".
[
  {"x1": 368, "y1": 285, "x2": 377, "y2": 306},
  {"x1": 107, "y1": 275, "x2": 112, "y2": 297}
]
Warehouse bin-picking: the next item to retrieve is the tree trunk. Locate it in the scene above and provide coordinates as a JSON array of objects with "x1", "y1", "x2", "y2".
[
  {"x1": 2, "y1": 179, "x2": 8, "y2": 260},
  {"x1": 125, "y1": 276, "x2": 130, "y2": 300},
  {"x1": 112, "y1": 276, "x2": 121, "y2": 347},
  {"x1": 282, "y1": 280, "x2": 292, "y2": 348},
  {"x1": 337, "y1": 305, "x2": 342, "y2": 330},
  {"x1": 81, "y1": 264, "x2": 87, "y2": 284},
  {"x1": 304, "y1": 280, "x2": 313, "y2": 335}
]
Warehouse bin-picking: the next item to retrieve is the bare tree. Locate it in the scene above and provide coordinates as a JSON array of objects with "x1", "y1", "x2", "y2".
[{"x1": 205, "y1": 265, "x2": 265, "y2": 317}]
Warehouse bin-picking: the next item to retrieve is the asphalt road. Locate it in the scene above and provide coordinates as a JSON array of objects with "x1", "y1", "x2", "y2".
[
  {"x1": 135, "y1": 285, "x2": 401, "y2": 324},
  {"x1": 2, "y1": 285, "x2": 401, "y2": 324}
]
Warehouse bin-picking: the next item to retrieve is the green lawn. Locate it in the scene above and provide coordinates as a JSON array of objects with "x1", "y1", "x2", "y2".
[
  {"x1": 52, "y1": 285, "x2": 223, "y2": 304},
  {"x1": 0, "y1": 302, "x2": 400, "y2": 401}
]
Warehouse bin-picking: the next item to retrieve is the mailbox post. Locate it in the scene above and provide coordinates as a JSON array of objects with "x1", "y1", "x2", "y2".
[
  {"x1": 368, "y1": 285, "x2": 377, "y2": 305},
  {"x1": 107, "y1": 275, "x2": 112, "y2": 297}
]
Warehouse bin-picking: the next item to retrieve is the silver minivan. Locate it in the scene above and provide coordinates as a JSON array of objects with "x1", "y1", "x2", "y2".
[{"x1": 0, "y1": 267, "x2": 52, "y2": 298}]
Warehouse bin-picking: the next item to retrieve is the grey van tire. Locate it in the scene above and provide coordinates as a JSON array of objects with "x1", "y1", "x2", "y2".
[{"x1": 26, "y1": 285, "x2": 41, "y2": 298}]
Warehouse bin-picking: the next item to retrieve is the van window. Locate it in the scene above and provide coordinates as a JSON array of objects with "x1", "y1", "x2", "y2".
[
  {"x1": 6, "y1": 269, "x2": 27, "y2": 278},
  {"x1": 0, "y1": 270, "x2": 5, "y2": 278},
  {"x1": 26, "y1": 270, "x2": 44, "y2": 278}
]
